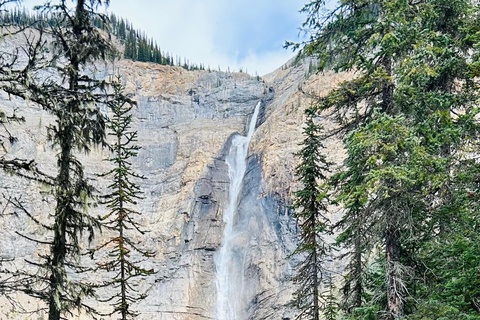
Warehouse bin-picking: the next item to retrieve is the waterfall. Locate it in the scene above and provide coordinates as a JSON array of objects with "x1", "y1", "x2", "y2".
[{"x1": 215, "y1": 101, "x2": 262, "y2": 320}]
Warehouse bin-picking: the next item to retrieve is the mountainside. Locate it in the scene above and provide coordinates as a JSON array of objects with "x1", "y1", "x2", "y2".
[{"x1": 0, "y1": 56, "x2": 349, "y2": 319}]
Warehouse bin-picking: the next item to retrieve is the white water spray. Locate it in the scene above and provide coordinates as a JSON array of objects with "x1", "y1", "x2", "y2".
[{"x1": 215, "y1": 101, "x2": 262, "y2": 320}]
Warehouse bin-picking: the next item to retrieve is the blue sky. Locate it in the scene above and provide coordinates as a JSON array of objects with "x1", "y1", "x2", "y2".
[{"x1": 19, "y1": 0, "x2": 308, "y2": 75}]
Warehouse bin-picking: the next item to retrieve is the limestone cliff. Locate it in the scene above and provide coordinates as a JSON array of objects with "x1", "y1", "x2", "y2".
[{"x1": 0, "y1": 57, "x2": 348, "y2": 319}]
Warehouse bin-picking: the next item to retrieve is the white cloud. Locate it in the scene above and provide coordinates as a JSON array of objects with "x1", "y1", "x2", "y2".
[
  {"x1": 20, "y1": 0, "x2": 307, "y2": 75},
  {"x1": 238, "y1": 50, "x2": 296, "y2": 76},
  {"x1": 106, "y1": 0, "x2": 306, "y2": 75}
]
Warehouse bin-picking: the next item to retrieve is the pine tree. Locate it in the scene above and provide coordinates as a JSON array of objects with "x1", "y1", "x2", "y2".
[
  {"x1": 322, "y1": 274, "x2": 339, "y2": 320},
  {"x1": 94, "y1": 75, "x2": 154, "y2": 320},
  {"x1": 109, "y1": 12, "x2": 116, "y2": 33},
  {"x1": 42, "y1": 2, "x2": 113, "y2": 319},
  {"x1": 394, "y1": 1, "x2": 480, "y2": 317},
  {"x1": 332, "y1": 195, "x2": 365, "y2": 313},
  {"x1": 118, "y1": 18, "x2": 126, "y2": 40},
  {"x1": 124, "y1": 29, "x2": 137, "y2": 60},
  {"x1": 296, "y1": 1, "x2": 417, "y2": 317}
]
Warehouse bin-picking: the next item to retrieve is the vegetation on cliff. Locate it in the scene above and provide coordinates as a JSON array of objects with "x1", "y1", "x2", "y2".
[
  {"x1": 1, "y1": 0, "x2": 479, "y2": 319},
  {"x1": 0, "y1": 6, "x2": 208, "y2": 71},
  {"x1": 290, "y1": 108, "x2": 333, "y2": 320}
]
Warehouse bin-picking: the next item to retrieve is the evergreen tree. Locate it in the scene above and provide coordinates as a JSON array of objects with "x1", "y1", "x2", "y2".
[
  {"x1": 118, "y1": 18, "x2": 126, "y2": 40},
  {"x1": 296, "y1": 1, "x2": 419, "y2": 317},
  {"x1": 109, "y1": 12, "x2": 116, "y2": 33},
  {"x1": 93, "y1": 75, "x2": 154, "y2": 320},
  {"x1": 322, "y1": 274, "x2": 339, "y2": 320},
  {"x1": 0, "y1": 1, "x2": 119, "y2": 319},
  {"x1": 392, "y1": 1, "x2": 480, "y2": 317},
  {"x1": 124, "y1": 29, "x2": 137, "y2": 60},
  {"x1": 40, "y1": 2, "x2": 112, "y2": 319},
  {"x1": 291, "y1": 109, "x2": 332, "y2": 320},
  {"x1": 292, "y1": 0, "x2": 480, "y2": 319}
]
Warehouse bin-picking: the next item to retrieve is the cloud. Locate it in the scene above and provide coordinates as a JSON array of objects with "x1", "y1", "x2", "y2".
[
  {"x1": 235, "y1": 49, "x2": 297, "y2": 76},
  {"x1": 106, "y1": 0, "x2": 306, "y2": 75},
  {"x1": 20, "y1": 0, "x2": 307, "y2": 75}
]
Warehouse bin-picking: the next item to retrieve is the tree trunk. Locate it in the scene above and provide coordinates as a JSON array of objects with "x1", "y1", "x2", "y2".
[
  {"x1": 311, "y1": 196, "x2": 320, "y2": 320},
  {"x1": 49, "y1": 128, "x2": 72, "y2": 320},
  {"x1": 381, "y1": 56, "x2": 394, "y2": 114},
  {"x1": 385, "y1": 219, "x2": 404, "y2": 320},
  {"x1": 118, "y1": 134, "x2": 128, "y2": 320},
  {"x1": 382, "y1": 54, "x2": 404, "y2": 319},
  {"x1": 49, "y1": 2, "x2": 84, "y2": 317}
]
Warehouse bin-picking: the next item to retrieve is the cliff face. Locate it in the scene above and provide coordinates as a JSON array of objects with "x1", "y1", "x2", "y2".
[{"x1": 0, "y1": 57, "x2": 348, "y2": 319}]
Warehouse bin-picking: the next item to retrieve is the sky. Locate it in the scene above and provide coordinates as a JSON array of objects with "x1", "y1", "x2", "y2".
[{"x1": 18, "y1": 0, "x2": 309, "y2": 76}]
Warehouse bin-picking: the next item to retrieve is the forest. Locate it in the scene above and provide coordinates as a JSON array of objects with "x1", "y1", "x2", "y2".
[
  {"x1": 290, "y1": 0, "x2": 480, "y2": 319},
  {"x1": 0, "y1": 5, "x2": 207, "y2": 70},
  {"x1": 0, "y1": 0, "x2": 479, "y2": 320}
]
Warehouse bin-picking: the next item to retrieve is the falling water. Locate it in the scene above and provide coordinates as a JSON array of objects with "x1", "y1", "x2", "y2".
[{"x1": 215, "y1": 101, "x2": 262, "y2": 320}]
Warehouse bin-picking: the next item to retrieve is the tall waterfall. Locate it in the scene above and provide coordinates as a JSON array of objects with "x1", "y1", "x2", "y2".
[{"x1": 215, "y1": 101, "x2": 262, "y2": 320}]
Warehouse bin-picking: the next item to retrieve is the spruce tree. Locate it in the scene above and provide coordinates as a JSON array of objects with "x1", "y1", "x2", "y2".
[
  {"x1": 42, "y1": 1, "x2": 113, "y2": 318},
  {"x1": 295, "y1": 1, "x2": 418, "y2": 317},
  {"x1": 93, "y1": 75, "x2": 154, "y2": 320},
  {"x1": 291, "y1": 109, "x2": 332, "y2": 320},
  {"x1": 292, "y1": 0, "x2": 480, "y2": 319},
  {"x1": 118, "y1": 18, "x2": 126, "y2": 41},
  {"x1": 322, "y1": 274, "x2": 339, "y2": 320},
  {"x1": 394, "y1": 1, "x2": 480, "y2": 317},
  {"x1": 0, "y1": 1, "x2": 118, "y2": 318}
]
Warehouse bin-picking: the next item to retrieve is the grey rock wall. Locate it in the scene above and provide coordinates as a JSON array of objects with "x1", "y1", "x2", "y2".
[{"x1": 0, "y1": 56, "x2": 348, "y2": 319}]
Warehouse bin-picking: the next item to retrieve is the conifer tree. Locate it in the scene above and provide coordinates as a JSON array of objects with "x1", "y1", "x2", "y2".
[
  {"x1": 291, "y1": 0, "x2": 480, "y2": 319},
  {"x1": 295, "y1": 1, "x2": 418, "y2": 317},
  {"x1": 0, "y1": 1, "x2": 118, "y2": 319},
  {"x1": 94, "y1": 75, "x2": 154, "y2": 320},
  {"x1": 291, "y1": 109, "x2": 332, "y2": 320},
  {"x1": 393, "y1": 1, "x2": 480, "y2": 317},
  {"x1": 39, "y1": 1, "x2": 113, "y2": 319},
  {"x1": 322, "y1": 274, "x2": 339, "y2": 320},
  {"x1": 118, "y1": 18, "x2": 126, "y2": 40}
]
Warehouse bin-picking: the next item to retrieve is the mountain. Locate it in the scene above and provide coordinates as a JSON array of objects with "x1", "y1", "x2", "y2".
[{"x1": 0, "y1": 54, "x2": 349, "y2": 319}]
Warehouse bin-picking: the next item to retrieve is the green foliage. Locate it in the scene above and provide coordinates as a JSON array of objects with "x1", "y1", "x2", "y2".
[
  {"x1": 293, "y1": 0, "x2": 480, "y2": 319},
  {"x1": 94, "y1": 75, "x2": 154, "y2": 319},
  {"x1": 408, "y1": 161, "x2": 480, "y2": 320},
  {"x1": 290, "y1": 109, "x2": 335, "y2": 320},
  {"x1": 36, "y1": 2, "x2": 112, "y2": 318},
  {"x1": 408, "y1": 301, "x2": 480, "y2": 320},
  {"x1": 0, "y1": 1, "x2": 120, "y2": 319},
  {"x1": 323, "y1": 275, "x2": 340, "y2": 320}
]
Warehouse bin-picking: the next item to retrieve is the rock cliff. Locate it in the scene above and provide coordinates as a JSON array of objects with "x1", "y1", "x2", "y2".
[{"x1": 0, "y1": 56, "x2": 349, "y2": 319}]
